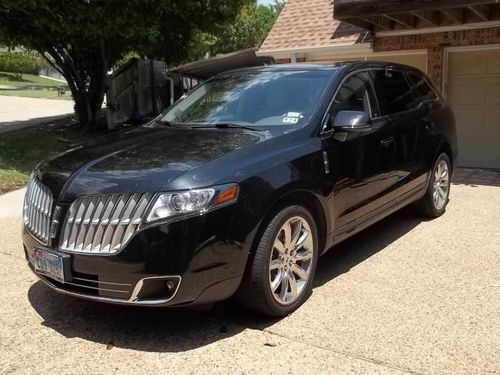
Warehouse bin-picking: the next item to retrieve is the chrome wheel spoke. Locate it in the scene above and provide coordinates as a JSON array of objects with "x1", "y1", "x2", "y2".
[
  {"x1": 290, "y1": 219, "x2": 302, "y2": 248},
  {"x1": 271, "y1": 270, "x2": 283, "y2": 292},
  {"x1": 270, "y1": 259, "x2": 282, "y2": 271},
  {"x1": 294, "y1": 230, "x2": 309, "y2": 250},
  {"x1": 291, "y1": 264, "x2": 307, "y2": 280},
  {"x1": 293, "y1": 249, "x2": 313, "y2": 262},
  {"x1": 274, "y1": 238, "x2": 286, "y2": 254},
  {"x1": 279, "y1": 272, "x2": 289, "y2": 301},
  {"x1": 282, "y1": 221, "x2": 292, "y2": 248},
  {"x1": 288, "y1": 271, "x2": 298, "y2": 300}
]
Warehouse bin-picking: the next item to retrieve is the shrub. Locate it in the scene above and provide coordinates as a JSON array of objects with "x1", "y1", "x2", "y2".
[{"x1": 0, "y1": 52, "x2": 42, "y2": 77}]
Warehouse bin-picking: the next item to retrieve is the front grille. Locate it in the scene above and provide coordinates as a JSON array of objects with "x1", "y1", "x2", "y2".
[
  {"x1": 23, "y1": 177, "x2": 54, "y2": 245},
  {"x1": 60, "y1": 193, "x2": 153, "y2": 254}
]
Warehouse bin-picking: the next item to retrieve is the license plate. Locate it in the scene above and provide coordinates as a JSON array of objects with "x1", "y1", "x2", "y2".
[{"x1": 34, "y1": 249, "x2": 65, "y2": 283}]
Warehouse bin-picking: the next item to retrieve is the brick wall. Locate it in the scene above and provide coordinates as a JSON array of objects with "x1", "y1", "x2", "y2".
[{"x1": 373, "y1": 27, "x2": 500, "y2": 90}]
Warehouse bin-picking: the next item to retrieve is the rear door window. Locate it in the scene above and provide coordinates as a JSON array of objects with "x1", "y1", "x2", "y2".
[{"x1": 371, "y1": 70, "x2": 415, "y2": 115}]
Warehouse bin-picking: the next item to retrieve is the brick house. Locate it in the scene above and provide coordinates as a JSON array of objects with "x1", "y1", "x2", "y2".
[{"x1": 258, "y1": 0, "x2": 500, "y2": 169}]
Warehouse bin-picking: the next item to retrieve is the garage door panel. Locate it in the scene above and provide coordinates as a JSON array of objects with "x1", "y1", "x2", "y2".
[
  {"x1": 487, "y1": 50, "x2": 500, "y2": 74},
  {"x1": 454, "y1": 109, "x2": 484, "y2": 139},
  {"x1": 449, "y1": 51, "x2": 488, "y2": 76},
  {"x1": 448, "y1": 48, "x2": 500, "y2": 168},
  {"x1": 483, "y1": 140, "x2": 500, "y2": 168},
  {"x1": 447, "y1": 81, "x2": 485, "y2": 106},
  {"x1": 485, "y1": 111, "x2": 500, "y2": 138},
  {"x1": 457, "y1": 139, "x2": 484, "y2": 167},
  {"x1": 485, "y1": 77, "x2": 500, "y2": 104}
]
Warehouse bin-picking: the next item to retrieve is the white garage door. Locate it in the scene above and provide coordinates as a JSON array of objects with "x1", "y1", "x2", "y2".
[{"x1": 447, "y1": 48, "x2": 500, "y2": 168}]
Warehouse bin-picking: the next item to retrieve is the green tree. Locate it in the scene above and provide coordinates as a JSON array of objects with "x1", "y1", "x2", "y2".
[
  {"x1": 188, "y1": 0, "x2": 284, "y2": 60},
  {"x1": 0, "y1": 0, "x2": 249, "y2": 130},
  {"x1": 0, "y1": 52, "x2": 42, "y2": 78}
]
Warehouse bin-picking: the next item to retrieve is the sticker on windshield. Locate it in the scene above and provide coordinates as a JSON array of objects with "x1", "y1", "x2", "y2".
[
  {"x1": 282, "y1": 112, "x2": 303, "y2": 124},
  {"x1": 283, "y1": 117, "x2": 299, "y2": 124}
]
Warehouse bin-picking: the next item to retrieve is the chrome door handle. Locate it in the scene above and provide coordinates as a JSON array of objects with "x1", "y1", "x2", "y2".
[{"x1": 380, "y1": 137, "x2": 395, "y2": 147}]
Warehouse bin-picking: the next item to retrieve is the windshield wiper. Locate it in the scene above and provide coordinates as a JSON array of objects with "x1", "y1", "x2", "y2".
[{"x1": 190, "y1": 123, "x2": 262, "y2": 131}]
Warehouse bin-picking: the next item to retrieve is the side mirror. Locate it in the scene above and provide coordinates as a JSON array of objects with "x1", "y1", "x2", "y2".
[
  {"x1": 332, "y1": 110, "x2": 372, "y2": 132},
  {"x1": 420, "y1": 99, "x2": 441, "y2": 113}
]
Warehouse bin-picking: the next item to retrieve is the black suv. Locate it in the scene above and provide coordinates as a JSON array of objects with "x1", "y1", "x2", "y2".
[{"x1": 23, "y1": 62, "x2": 457, "y2": 316}]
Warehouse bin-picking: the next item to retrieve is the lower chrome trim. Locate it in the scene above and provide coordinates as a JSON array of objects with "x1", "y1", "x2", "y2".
[
  {"x1": 28, "y1": 264, "x2": 182, "y2": 306},
  {"x1": 129, "y1": 275, "x2": 182, "y2": 304}
]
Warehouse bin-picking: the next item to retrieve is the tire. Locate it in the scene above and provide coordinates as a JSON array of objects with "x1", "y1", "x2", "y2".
[
  {"x1": 237, "y1": 205, "x2": 319, "y2": 317},
  {"x1": 415, "y1": 153, "x2": 452, "y2": 218}
]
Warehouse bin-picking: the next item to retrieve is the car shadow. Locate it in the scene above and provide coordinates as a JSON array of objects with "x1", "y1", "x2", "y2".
[
  {"x1": 451, "y1": 167, "x2": 500, "y2": 187},
  {"x1": 27, "y1": 207, "x2": 423, "y2": 353},
  {"x1": 314, "y1": 207, "x2": 423, "y2": 288}
]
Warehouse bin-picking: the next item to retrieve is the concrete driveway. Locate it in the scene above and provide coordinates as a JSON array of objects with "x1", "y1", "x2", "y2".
[
  {"x1": 0, "y1": 175, "x2": 499, "y2": 374},
  {"x1": 0, "y1": 96, "x2": 74, "y2": 134}
]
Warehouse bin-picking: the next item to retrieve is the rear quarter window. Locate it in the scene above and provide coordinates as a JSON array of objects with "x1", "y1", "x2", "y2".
[
  {"x1": 407, "y1": 72, "x2": 439, "y2": 107},
  {"x1": 371, "y1": 70, "x2": 415, "y2": 115}
]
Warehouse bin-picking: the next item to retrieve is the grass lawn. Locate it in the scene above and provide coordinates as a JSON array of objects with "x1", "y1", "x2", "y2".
[
  {"x1": 0, "y1": 89, "x2": 73, "y2": 100},
  {"x1": 0, "y1": 71, "x2": 70, "y2": 101},
  {"x1": 0, "y1": 118, "x2": 105, "y2": 194},
  {"x1": 0, "y1": 71, "x2": 63, "y2": 88}
]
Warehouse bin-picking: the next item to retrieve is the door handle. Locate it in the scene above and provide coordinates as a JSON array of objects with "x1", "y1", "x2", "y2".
[{"x1": 380, "y1": 137, "x2": 395, "y2": 147}]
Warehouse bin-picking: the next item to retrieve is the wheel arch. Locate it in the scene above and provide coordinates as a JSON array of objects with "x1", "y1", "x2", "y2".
[
  {"x1": 437, "y1": 142, "x2": 454, "y2": 171},
  {"x1": 256, "y1": 189, "x2": 330, "y2": 256}
]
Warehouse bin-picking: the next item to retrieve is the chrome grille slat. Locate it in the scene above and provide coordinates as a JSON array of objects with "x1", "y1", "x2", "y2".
[
  {"x1": 60, "y1": 193, "x2": 153, "y2": 255},
  {"x1": 23, "y1": 177, "x2": 54, "y2": 245}
]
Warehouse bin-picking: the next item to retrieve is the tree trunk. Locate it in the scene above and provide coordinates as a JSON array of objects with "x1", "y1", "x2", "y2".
[{"x1": 38, "y1": 47, "x2": 107, "y2": 132}]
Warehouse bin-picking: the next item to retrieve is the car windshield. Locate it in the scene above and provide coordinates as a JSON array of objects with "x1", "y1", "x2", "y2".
[{"x1": 160, "y1": 69, "x2": 337, "y2": 128}]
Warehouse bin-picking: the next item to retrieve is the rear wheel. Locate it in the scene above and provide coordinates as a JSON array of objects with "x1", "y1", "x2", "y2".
[
  {"x1": 416, "y1": 153, "x2": 451, "y2": 218},
  {"x1": 237, "y1": 205, "x2": 318, "y2": 317}
]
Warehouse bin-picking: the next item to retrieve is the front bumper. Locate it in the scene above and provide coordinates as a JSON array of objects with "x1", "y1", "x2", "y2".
[{"x1": 23, "y1": 205, "x2": 250, "y2": 306}]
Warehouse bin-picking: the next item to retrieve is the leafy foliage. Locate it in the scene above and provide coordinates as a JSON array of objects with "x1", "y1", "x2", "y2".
[
  {"x1": 0, "y1": 0, "x2": 249, "y2": 129},
  {"x1": 188, "y1": 0, "x2": 284, "y2": 60},
  {"x1": 0, "y1": 52, "x2": 43, "y2": 77}
]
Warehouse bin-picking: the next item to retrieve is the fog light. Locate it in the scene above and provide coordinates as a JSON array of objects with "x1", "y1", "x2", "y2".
[{"x1": 166, "y1": 280, "x2": 175, "y2": 292}]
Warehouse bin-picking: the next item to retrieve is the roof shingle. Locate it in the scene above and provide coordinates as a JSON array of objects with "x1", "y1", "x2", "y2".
[{"x1": 260, "y1": 0, "x2": 367, "y2": 52}]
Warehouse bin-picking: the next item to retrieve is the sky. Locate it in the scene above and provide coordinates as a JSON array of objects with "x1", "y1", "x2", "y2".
[{"x1": 258, "y1": 0, "x2": 275, "y2": 5}]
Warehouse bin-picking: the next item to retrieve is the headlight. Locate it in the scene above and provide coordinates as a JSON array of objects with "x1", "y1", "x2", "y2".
[{"x1": 146, "y1": 184, "x2": 239, "y2": 223}]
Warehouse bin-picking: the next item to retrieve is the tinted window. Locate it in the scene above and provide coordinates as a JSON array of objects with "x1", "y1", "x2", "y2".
[
  {"x1": 371, "y1": 70, "x2": 414, "y2": 115},
  {"x1": 161, "y1": 70, "x2": 336, "y2": 127},
  {"x1": 330, "y1": 72, "x2": 378, "y2": 119},
  {"x1": 408, "y1": 72, "x2": 437, "y2": 108}
]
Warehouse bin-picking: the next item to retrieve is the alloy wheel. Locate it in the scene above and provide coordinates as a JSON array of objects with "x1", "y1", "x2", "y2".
[
  {"x1": 269, "y1": 216, "x2": 314, "y2": 305},
  {"x1": 433, "y1": 159, "x2": 450, "y2": 210}
]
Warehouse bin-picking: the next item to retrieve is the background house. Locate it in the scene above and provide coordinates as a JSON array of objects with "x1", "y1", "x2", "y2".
[{"x1": 258, "y1": 0, "x2": 500, "y2": 169}]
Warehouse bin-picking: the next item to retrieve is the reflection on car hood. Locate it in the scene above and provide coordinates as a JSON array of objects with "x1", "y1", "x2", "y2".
[{"x1": 36, "y1": 126, "x2": 268, "y2": 202}]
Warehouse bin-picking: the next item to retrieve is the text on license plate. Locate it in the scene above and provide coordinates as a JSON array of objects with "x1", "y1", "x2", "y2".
[{"x1": 34, "y1": 249, "x2": 65, "y2": 283}]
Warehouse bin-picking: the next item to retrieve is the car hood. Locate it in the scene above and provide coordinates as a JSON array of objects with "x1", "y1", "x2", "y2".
[{"x1": 36, "y1": 125, "x2": 268, "y2": 202}]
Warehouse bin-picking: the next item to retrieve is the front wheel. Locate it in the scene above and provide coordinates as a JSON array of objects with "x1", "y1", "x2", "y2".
[
  {"x1": 416, "y1": 153, "x2": 452, "y2": 218},
  {"x1": 237, "y1": 205, "x2": 318, "y2": 317}
]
